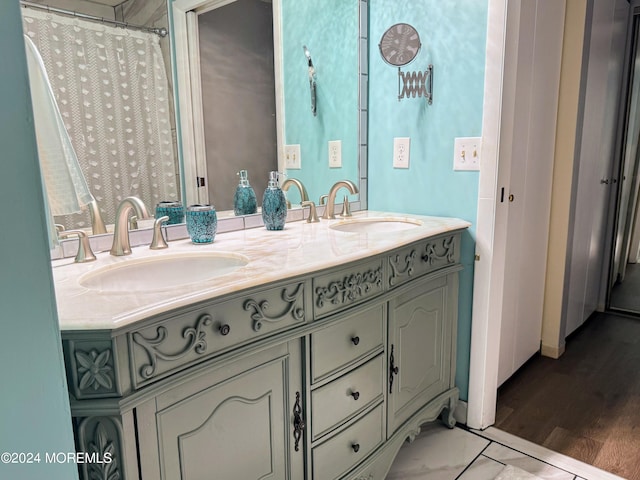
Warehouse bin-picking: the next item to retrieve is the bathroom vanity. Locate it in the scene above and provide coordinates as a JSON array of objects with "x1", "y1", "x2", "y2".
[{"x1": 52, "y1": 212, "x2": 469, "y2": 480}]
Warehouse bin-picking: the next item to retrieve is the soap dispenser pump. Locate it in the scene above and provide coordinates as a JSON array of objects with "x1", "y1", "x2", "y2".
[
  {"x1": 233, "y1": 169, "x2": 258, "y2": 216},
  {"x1": 262, "y1": 171, "x2": 287, "y2": 230}
]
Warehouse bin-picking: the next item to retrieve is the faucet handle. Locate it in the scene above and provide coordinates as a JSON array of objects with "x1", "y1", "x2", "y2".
[
  {"x1": 58, "y1": 229, "x2": 97, "y2": 263},
  {"x1": 340, "y1": 195, "x2": 352, "y2": 217},
  {"x1": 301, "y1": 201, "x2": 320, "y2": 223},
  {"x1": 150, "y1": 216, "x2": 169, "y2": 250},
  {"x1": 319, "y1": 194, "x2": 328, "y2": 205}
]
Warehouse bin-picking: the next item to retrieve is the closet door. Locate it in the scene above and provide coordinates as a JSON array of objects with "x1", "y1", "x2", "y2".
[
  {"x1": 565, "y1": 0, "x2": 628, "y2": 335},
  {"x1": 497, "y1": 0, "x2": 564, "y2": 385}
]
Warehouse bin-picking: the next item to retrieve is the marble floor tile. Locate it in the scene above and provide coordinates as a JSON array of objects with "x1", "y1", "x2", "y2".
[
  {"x1": 483, "y1": 443, "x2": 575, "y2": 480},
  {"x1": 386, "y1": 424, "x2": 490, "y2": 480},
  {"x1": 479, "y1": 428, "x2": 626, "y2": 480},
  {"x1": 458, "y1": 455, "x2": 506, "y2": 480}
]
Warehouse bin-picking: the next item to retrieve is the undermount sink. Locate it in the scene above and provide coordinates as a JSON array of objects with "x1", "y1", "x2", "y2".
[
  {"x1": 79, "y1": 252, "x2": 249, "y2": 293},
  {"x1": 329, "y1": 217, "x2": 422, "y2": 233}
]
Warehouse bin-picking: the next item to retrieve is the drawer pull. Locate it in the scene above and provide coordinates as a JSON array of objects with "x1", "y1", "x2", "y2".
[
  {"x1": 389, "y1": 344, "x2": 399, "y2": 394},
  {"x1": 351, "y1": 336, "x2": 360, "y2": 346},
  {"x1": 350, "y1": 391, "x2": 360, "y2": 400},
  {"x1": 219, "y1": 324, "x2": 231, "y2": 336},
  {"x1": 352, "y1": 443, "x2": 360, "y2": 453},
  {"x1": 293, "y1": 391, "x2": 305, "y2": 452}
]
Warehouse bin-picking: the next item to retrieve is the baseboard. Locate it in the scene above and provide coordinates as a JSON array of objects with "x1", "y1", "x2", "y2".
[
  {"x1": 454, "y1": 400, "x2": 467, "y2": 425},
  {"x1": 540, "y1": 342, "x2": 565, "y2": 359}
]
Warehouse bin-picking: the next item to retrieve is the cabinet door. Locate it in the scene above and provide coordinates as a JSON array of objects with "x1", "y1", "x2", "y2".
[
  {"x1": 152, "y1": 343, "x2": 303, "y2": 480},
  {"x1": 387, "y1": 274, "x2": 456, "y2": 434}
]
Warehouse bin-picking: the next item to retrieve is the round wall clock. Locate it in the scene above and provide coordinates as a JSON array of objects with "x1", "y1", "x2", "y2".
[{"x1": 379, "y1": 23, "x2": 421, "y2": 67}]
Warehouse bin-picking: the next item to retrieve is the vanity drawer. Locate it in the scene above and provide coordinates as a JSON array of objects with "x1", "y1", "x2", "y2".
[
  {"x1": 313, "y1": 259, "x2": 384, "y2": 318},
  {"x1": 388, "y1": 232, "x2": 461, "y2": 288},
  {"x1": 310, "y1": 303, "x2": 384, "y2": 383},
  {"x1": 129, "y1": 280, "x2": 308, "y2": 387},
  {"x1": 312, "y1": 403, "x2": 384, "y2": 480},
  {"x1": 311, "y1": 355, "x2": 384, "y2": 441}
]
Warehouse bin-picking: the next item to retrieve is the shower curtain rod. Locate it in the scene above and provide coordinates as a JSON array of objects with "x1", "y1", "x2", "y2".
[{"x1": 20, "y1": 0, "x2": 168, "y2": 37}]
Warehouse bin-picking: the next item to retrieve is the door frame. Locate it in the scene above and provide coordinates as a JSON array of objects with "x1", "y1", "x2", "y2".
[
  {"x1": 467, "y1": 0, "x2": 511, "y2": 430},
  {"x1": 467, "y1": 0, "x2": 566, "y2": 429}
]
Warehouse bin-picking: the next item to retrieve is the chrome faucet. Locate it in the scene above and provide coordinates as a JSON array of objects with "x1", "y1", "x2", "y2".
[
  {"x1": 110, "y1": 196, "x2": 150, "y2": 256},
  {"x1": 281, "y1": 178, "x2": 309, "y2": 208},
  {"x1": 322, "y1": 180, "x2": 359, "y2": 219}
]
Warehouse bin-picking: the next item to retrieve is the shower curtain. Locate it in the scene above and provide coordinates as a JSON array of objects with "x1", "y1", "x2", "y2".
[{"x1": 22, "y1": 9, "x2": 178, "y2": 230}]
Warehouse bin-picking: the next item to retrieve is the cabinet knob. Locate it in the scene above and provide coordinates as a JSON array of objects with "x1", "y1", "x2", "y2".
[
  {"x1": 351, "y1": 336, "x2": 360, "y2": 346},
  {"x1": 352, "y1": 443, "x2": 360, "y2": 453},
  {"x1": 350, "y1": 391, "x2": 360, "y2": 400},
  {"x1": 219, "y1": 324, "x2": 231, "y2": 336}
]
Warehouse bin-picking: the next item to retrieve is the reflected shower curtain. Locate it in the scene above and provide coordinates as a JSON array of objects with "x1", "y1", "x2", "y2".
[{"x1": 22, "y1": 9, "x2": 178, "y2": 229}]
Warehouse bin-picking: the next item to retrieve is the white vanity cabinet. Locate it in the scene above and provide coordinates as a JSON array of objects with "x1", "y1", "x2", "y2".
[{"x1": 59, "y1": 226, "x2": 464, "y2": 480}]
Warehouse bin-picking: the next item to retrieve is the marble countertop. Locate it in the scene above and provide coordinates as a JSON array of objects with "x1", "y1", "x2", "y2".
[{"x1": 51, "y1": 211, "x2": 470, "y2": 331}]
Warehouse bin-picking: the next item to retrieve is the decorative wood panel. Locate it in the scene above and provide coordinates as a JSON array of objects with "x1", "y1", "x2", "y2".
[
  {"x1": 313, "y1": 259, "x2": 384, "y2": 318},
  {"x1": 129, "y1": 281, "x2": 308, "y2": 387}
]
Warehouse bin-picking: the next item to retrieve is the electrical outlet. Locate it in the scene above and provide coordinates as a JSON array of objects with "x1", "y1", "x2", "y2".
[
  {"x1": 393, "y1": 137, "x2": 410, "y2": 169},
  {"x1": 284, "y1": 144, "x2": 301, "y2": 169},
  {"x1": 453, "y1": 137, "x2": 481, "y2": 171},
  {"x1": 328, "y1": 140, "x2": 342, "y2": 168}
]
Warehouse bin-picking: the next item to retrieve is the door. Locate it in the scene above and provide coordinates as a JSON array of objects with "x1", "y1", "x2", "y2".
[
  {"x1": 565, "y1": 0, "x2": 628, "y2": 335},
  {"x1": 147, "y1": 342, "x2": 303, "y2": 480},
  {"x1": 610, "y1": 1, "x2": 640, "y2": 313},
  {"x1": 496, "y1": 0, "x2": 565, "y2": 386},
  {"x1": 387, "y1": 274, "x2": 456, "y2": 434}
]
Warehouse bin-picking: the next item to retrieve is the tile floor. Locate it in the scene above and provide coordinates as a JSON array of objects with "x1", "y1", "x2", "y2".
[{"x1": 386, "y1": 425, "x2": 626, "y2": 480}]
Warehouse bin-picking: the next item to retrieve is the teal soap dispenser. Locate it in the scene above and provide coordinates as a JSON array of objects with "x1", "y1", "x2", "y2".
[
  {"x1": 233, "y1": 169, "x2": 258, "y2": 216},
  {"x1": 262, "y1": 171, "x2": 287, "y2": 230}
]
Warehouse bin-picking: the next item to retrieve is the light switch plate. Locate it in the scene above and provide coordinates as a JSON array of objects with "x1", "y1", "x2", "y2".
[
  {"x1": 393, "y1": 137, "x2": 410, "y2": 169},
  {"x1": 284, "y1": 144, "x2": 301, "y2": 169},
  {"x1": 453, "y1": 137, "x2": 481, "y2": 171},
  {"x1": 329, "y1": 140, "x2": 342, "y2": 168}
]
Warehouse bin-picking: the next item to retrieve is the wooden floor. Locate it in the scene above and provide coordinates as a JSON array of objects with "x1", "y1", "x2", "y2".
[{"x1": 494, "y1": 312, "x2": 640, "y2": 480}]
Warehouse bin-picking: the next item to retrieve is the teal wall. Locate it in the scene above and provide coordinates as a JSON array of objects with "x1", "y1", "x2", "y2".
[
  {"x1": 281, "y1": 0, "x2": 360, "y2": 203},
  {"x1": 0, "y1": 3, "x2": 78, "y2": 479},
  {"x1": 369, "y1": 0, "x2": 488, "y2": 400}
]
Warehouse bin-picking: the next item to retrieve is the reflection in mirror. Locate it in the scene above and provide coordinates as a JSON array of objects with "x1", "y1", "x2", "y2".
[
  {"x1": 173, "y1": 0, "x2": 362, "y2": 213},
  {"x1": 281, "y1": 0, "x2": 360, "y2": 206},
  {"x1": 21, "y1": 0, "x2": 179, "y2": 233},
  {"x1": 610, "y1": 11, "x2": 640, "y2": 314},
  {"x1": 197, "y1": 0, "x2": 278, "y2": 211}
]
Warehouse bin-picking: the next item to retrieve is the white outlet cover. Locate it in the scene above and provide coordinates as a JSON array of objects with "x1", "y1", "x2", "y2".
[
  {"x1": 328, "y1": 140, "x2": 342, "y2": 168},
  {"x1": 453, "y1": 137, "x2": 481, "y2": 171},
  {"x1": 393, "y1": 137, "x2": 410, "y2": 169},
  {"x1": 284, "y1": 144, "x2": 301, "y2": 169}
]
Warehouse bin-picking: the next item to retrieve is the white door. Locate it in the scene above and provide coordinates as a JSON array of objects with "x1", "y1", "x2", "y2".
[
  {"x1": 564, "y1": 0, "x2": 628, "y2": 336},
  {"x1": 496, "y1": 0, "x2": 565, "y2": 386}
]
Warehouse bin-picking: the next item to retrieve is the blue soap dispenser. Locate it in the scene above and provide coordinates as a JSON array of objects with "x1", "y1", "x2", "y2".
[
  {"x1": 233, "y1": 169, "x2": 258, "y2": 216},
  {"x1": 262, "y1": 171, "x2": 287, "y2": 230}
]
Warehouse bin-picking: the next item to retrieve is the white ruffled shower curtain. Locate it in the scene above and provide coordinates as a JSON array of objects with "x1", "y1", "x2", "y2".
[{"x1": 22, "y1": 9, "x2": 178, "y2": 230}]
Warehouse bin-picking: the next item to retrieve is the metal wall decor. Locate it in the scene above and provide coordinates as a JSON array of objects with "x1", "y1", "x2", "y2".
[
  {"x1": 379, "y1": 23, "x2": 433, "y2": 104},
  {"x1": 303, "y1": 45, "x2": 317, "y2": 116}
]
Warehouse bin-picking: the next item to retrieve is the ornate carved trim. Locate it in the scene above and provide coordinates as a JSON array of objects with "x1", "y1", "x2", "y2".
[
  {"x1": 243, "y1": 283, "x2": 305, "y2": 332},
  {"x1": 315, "y1": 267, "x2": 382, "y2": 308},
  {"x1": 132, "y1": 313, "x2": 212, "y2": 379},
  {"x1": 77, "y1": 416, "x2": 123, "y2": 480},
  {"x1": 87, "y1": 422, "x2": 120, "y2": 480},
  {"x1": 389, "y1": 249, "x2": 417, "y2": 285},
  {"x1": 421, "y1": 236, "x2": 455, "y2": 265},
  {"x1": 75, "y1": 347, "x2": 115, "y2": 394}
]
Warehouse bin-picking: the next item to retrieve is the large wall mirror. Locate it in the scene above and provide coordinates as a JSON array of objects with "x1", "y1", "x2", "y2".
[
  {"x1": 21, "y1": 0, "x2": 363, "y2": 237},
  {"x1": 172, "y1": 0, "x2": 363, "y2": 211}
]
